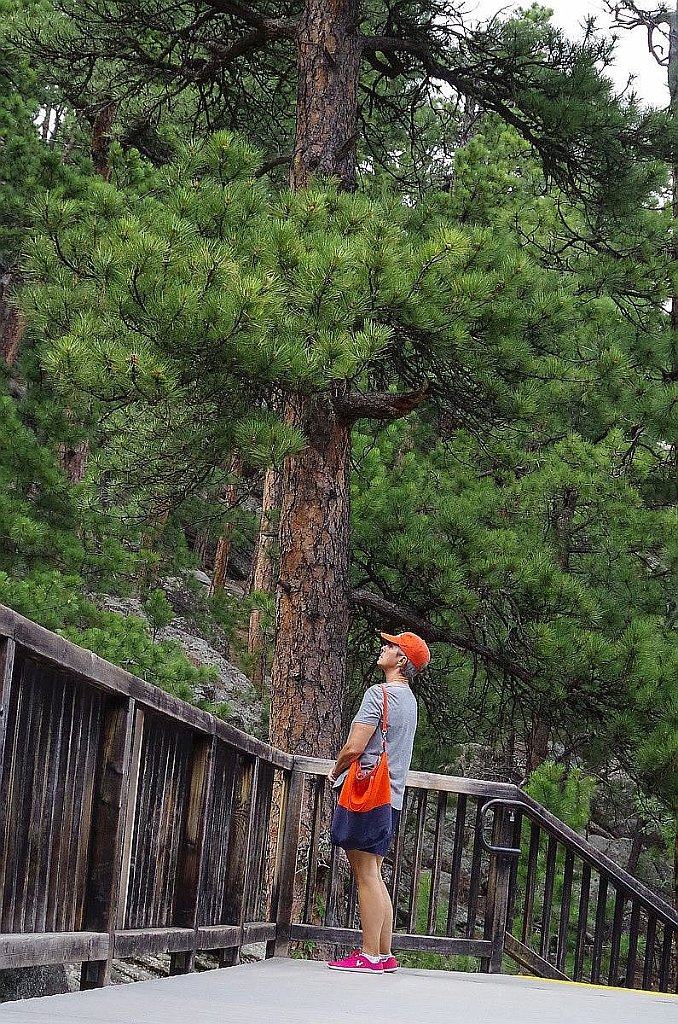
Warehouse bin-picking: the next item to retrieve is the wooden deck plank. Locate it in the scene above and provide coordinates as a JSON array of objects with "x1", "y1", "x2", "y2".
[{"x1": 0, "y1": 958, "x2": 675, "y2": 1023}]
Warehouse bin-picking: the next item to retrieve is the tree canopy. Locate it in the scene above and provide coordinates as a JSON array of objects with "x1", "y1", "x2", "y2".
[{"x1": 1, "y1": 0, "x2": 678, "y2": 884}]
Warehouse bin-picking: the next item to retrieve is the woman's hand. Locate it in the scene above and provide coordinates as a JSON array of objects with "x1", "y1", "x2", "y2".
[{"x1": 329, "y1": 722, "x2": 376, "y2": 784}]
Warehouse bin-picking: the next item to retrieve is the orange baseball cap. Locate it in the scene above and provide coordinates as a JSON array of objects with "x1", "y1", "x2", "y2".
[{"x1": 380, "y1": 631, "x2": 431, "y2": 671}]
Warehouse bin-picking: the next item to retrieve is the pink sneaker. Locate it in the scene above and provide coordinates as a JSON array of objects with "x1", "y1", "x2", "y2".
[
  {"x1": 381, "y1": 955, "x2": 399, "y2": 972},
  {"x1": 327, "y1": 951, "x2": 384, "y2": 973}
]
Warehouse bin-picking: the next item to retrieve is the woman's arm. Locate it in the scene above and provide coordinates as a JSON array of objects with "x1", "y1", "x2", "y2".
[{"x1": 327, "y1": 722, "x2": 376, "y2": 783}]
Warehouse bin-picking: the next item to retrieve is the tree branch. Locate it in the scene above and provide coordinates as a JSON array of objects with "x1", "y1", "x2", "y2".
[
  {"x1": 200, "y1": 0, "x2": 297, "y2": 38},
  {"x1": 334, "y1": 385, "x2": 429, "y2": 424},
  {"x1": 255, "y1": 152, "x2": 293, "y2": 178},
  {"x1": 202, "y1": 29, "x2": 274, "y2": 67},
  {"x1": 361, "y1": 34, "x2": 552, "y2": 156},
  {"x1": 603, "y1": 1, "x2": 671, "y2": 67},
  {"x1": 351, "y1": 587, "x2": 534, "y2": 684}
]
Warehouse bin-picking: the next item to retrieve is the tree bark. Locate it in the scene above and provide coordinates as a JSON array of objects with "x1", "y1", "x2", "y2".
[
  {"x1": 272, "y1": 1, "x2": 433, "y2": 763},
  {"x1": 269, "y1": 0, "x2": 362, "y2": 758},
  {"x1": 90, "y1": 101, "x2": 117, "y2": 182},
  {"x1": 193, "y1": 526, "x2": 211, "y2": 568},
  {"x1": 248, "y1": 465, "x2": 281, "y2": 693},
  {"x1": 209, "y1": 458, "x2": 242, "y2": 596},
  {"x1": 291, "y1": 0, "x2": 361, "y2": 190},
  {"x1": 526, "y1": 715, "x2": 550, "y2": 776},
  {"x1": 334, "y1": 386, "x2": 428, "y2": 424},
  {"x1": 0, "y1": 272, "x2": 23, "y2": 367},
  {"x1": 269, "y1": 395, "x2": 350, "y2": 757},
  {"x1": 58, "y1": 439, "x2": 89, "y2": 484}
]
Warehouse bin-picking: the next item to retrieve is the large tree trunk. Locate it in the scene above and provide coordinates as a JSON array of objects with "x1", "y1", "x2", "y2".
[
  {"x1": 269, "y1": 395, "x2": 350, "y2": 757},
  {"x1": 291, "y1": 0, "x2": 361, "y2": 191},
  {"x1": 269, "y1": 0, "x2": 362, "y2": 757}
]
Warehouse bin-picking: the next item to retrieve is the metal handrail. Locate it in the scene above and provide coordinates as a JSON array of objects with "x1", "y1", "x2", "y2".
[{"x1": 479, "y1": 798, "x2": 523, "y2": 857}]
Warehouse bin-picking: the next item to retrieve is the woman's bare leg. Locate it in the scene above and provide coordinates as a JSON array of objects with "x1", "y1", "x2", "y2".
[
  {"x1": 375, "y1": 856, "x2": 393, "y2": 955},
  {"x1": 346, "y1": 850, "x2": 388, "y2": 956}
]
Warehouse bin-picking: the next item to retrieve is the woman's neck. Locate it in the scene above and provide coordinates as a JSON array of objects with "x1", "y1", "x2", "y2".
[{"x1": 382, "y1": 668, "x2": 408, "y2": 685}]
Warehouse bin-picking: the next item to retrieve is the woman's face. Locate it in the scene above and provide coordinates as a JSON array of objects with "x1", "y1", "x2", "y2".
[{"x1": 377, "y1": 641, "x2": 402, "y2": 670}]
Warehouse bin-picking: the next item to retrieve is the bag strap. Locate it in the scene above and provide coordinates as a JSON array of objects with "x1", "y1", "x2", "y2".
[{"x1": 380, "y1": 684, "x2": 388, "y2": 754}]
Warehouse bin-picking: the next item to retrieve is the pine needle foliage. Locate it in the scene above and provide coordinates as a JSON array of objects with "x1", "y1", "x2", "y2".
[{"x1": 22, "y1": 131, "x2": 616, "y2": 506}]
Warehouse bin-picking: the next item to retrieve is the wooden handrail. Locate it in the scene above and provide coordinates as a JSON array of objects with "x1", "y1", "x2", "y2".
[
  {"x1": 294, "y1": 755, "x2": 521, "y2": 799},
  {"x1": 0, "y1": 604, "x2": 293, "y2": 770}
]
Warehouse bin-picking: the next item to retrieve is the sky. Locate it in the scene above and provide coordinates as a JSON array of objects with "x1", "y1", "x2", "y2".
[{"x1": 468, "y1": 0, "x2": 670, "y2": 107}]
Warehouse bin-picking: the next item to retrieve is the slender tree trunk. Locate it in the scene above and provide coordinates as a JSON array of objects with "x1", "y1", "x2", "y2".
[
  {"x1": 90, "y1": 101, "x2": 117, "y2": 182},
  {"x1": 58, "y1": 439, "x2": 89, "y2": 484},
  {"x1": 54, "y1": 103, "x2": 118, "y2": 484},
  {"x1": 210, "y1": 534, "x2": 231, "y2": 596},
  {"x1": 209, "y1": 458, "x2": 242, "y2": 596},
  {"x1": 56, "y1": 104, "x2": 116, "y2": 487},
  {"x1": 0, "y1": 272, "x2": 23, "y2": 366},
  {"x1": 526, "y1": 487, "x2": 578, "y2": 775},
  {"x1": 526, "y1": 716, "x2": 550, "y2": 776},
  {"x1": 193, "y1": 526, "x2": 211, "y2": 569},
  {"x1": 665, "y1": 9, "x2": 678, "y2": 942},
  {"x1": 269, "y1": 395, "x2": 350, "y2": 757},
  {"x1": 248, "y1": 465, "x2": 281, "y2": 693},
  {"x1": 291, "y1": 0, "x2": 361, "y2": 191},
  {"x1": 626, "y1": 828, "x2": 645, "y2": 877}
]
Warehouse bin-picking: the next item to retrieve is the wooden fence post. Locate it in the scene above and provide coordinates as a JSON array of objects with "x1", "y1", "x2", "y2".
[
  {"x1": 115, "y1": 708, "x2": 145, "y2": 932},
  {"x1": 0, "y1": 638, "x2": 15, "y2": 766},
  {"x1": 0, "y1": 639, "x2": 16, "y2": 908},
  {"x1": 271, "y1": 768, "x2": 305, "y2": 958},
  {"x1": 80, "y1": 697, "x2": 136, "y2": 989},
  {"x1": 170, "y1": 734, "x2": 216, "y2": 975},
  {"x1": 218, "y1": 756, "x2": 258, "y2": 967},
  {"x1": 484, "y1": 804, "x2": 515, "y2": 974}
]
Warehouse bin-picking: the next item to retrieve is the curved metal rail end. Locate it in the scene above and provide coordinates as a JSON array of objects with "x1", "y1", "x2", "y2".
[{"x1": 479, "y1": 798, "x2": 523, "y2": 857}]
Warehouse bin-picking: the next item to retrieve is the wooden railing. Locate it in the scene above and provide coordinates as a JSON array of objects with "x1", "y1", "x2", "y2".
[
  {"x1": 0, "y1": 604, "x2": 676, "y2": 995},
  {"x1": 0, "y1": 605, "x2": 299, "y2": 985}
]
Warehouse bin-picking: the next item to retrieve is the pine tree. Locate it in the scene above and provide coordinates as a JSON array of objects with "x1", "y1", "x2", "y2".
[
  {"x1": 0, "y1": 0, "x2": 69, "y2": 363},
  {"x1": 16, "y1": 0, "x2": 678, "y2": 766},
  {"x1": 22, "y1": 124, "x2": 652, "y2": 756}
]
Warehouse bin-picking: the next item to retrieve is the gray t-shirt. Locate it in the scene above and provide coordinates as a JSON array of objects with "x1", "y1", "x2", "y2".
[{"x1": 334, "y1": 683, "x2": 418, "y2": 810}]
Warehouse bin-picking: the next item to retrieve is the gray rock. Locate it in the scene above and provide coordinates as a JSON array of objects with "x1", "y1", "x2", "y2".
[
  {"x1": 188, "y1": 569, "x2": 212, "y2": 588},
  {"x1": 0, "y1": 966, "x2": 69, "y2": 1002},
  {"x1": 88, "y1": 584, "x2": 264, "y2": 736}
]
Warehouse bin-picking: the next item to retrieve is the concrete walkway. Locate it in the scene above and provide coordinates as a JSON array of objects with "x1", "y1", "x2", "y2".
[{"x1": 0, "y1": 958, "x2": 675, "y2": 1024}]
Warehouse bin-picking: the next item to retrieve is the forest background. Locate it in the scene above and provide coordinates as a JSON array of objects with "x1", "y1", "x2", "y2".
[{"x1": 2, "y1": 0, "x2": 678, "y2": 908}]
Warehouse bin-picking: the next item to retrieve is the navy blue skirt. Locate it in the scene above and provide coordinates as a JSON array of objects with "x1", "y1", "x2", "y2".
[
  {"x1": 333, "y1": 802, "x2": 401, "y2": 851},
  {"x1": 360, "y1": 807, "x2": 400, "y2": 854}
]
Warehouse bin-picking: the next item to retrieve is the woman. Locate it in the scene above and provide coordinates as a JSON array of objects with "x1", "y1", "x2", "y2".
[{"x1": 327, "y1": 630, "x2": 430, "y2": 974}]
